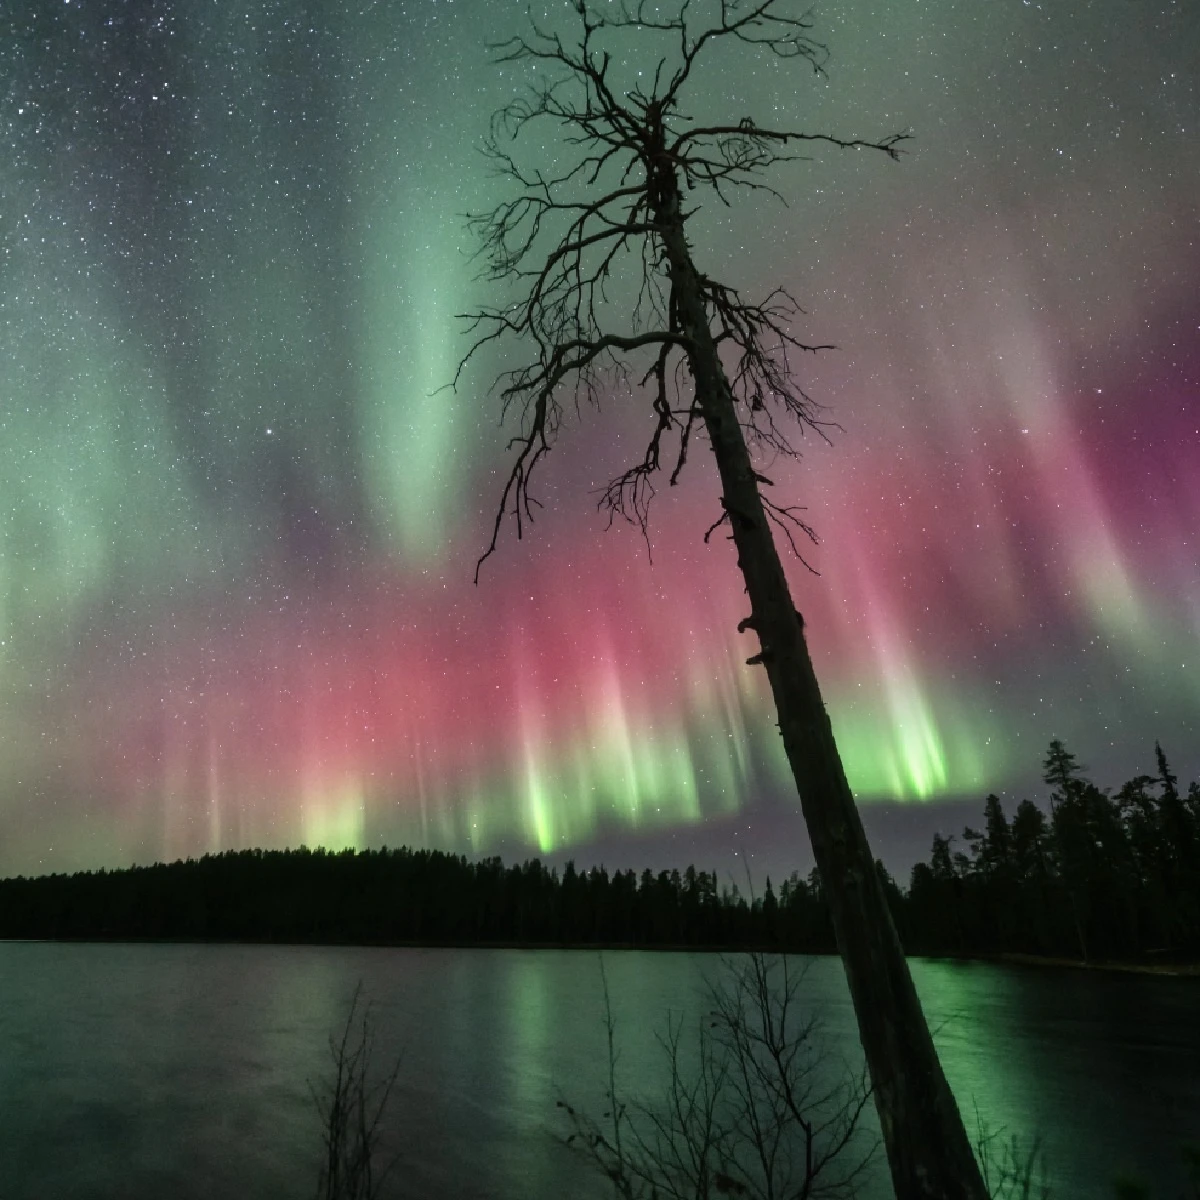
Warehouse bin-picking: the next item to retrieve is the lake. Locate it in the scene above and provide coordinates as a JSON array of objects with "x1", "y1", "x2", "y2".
[{"x1": 0, "y1": 943, "x2": 1196, "y2": 1198}]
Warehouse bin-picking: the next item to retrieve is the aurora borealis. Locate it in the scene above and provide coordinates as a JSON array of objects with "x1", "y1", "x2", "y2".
[{"x1": 1, "y1": 0, "x2": 1197, "y2": 879}]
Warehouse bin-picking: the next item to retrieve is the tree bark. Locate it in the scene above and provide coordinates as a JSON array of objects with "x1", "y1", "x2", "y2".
[{"x1": 651, "y1": 158, "x2": 988, "y2": 1200}]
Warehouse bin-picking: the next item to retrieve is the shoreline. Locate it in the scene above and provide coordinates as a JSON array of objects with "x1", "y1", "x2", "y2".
[
  {"x1": 988, "y1": 951, "x2": 1200, "y2": 978},
  {"x1": 2, "y1": 936, "x2": 1198, "y2": 975}
]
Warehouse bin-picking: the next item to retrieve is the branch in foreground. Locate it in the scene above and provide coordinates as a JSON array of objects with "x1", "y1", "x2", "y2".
[
  {"x1": 312, "y1": 984, "x2": 402, "y2": 1200},
  {"x1": 560, "y1": 952, "x2": 876, "y2": 1200}
]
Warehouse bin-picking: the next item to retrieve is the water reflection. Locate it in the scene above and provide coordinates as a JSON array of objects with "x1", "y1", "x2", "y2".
[
  {"x1": 912, "y1": 960, "x2": 1200, "y2": 1196},
  {"x1": 911, "y1": 962, "x2": 1051, "y2": 1165},
  {"x1": 0, "y1": 944, "x2": 1195, "y2": 1199}
]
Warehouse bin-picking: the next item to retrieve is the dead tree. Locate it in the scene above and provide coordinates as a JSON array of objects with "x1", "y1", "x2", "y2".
[{"x1": 459, "y1": 2, "x2": 987, "y2": 1196}]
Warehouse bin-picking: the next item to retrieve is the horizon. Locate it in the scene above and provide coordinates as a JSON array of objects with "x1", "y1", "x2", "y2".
[{"x1": 0, "y1": 774, "x2": 1180, "y2": 891}]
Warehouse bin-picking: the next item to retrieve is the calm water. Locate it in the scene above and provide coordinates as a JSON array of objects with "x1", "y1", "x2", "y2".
[{"x1": 0, "y1": 944, "x2": 1196, "y2": 1199}]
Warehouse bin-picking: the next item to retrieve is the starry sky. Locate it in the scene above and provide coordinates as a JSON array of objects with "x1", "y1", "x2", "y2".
[{"x1": 1, "y1": 0, "x2": 1197, "y2": 881}]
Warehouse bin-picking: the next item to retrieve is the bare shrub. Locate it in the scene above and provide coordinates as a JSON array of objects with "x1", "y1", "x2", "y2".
[
  {"x1": 560, "y1": 953, "x2": 875, "y2": 1199},
  {"x1": 973, "y1": 1110, "x2": 1049, "y2": 1200},
  {"x1": 312, "y1": 984, "x2": 401, "y2": 1200}
]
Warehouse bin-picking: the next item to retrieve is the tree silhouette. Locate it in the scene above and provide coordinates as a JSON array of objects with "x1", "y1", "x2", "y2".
[
  {"x1": 1042, "y1": 738, "x2": 1086, "y2": 806},
  {"x1": 459, "y1": 2, "x2": 984, "y2": 1195},
  {"x1": 980, "y1": 794, "x2": 1014, "y2": 878}
]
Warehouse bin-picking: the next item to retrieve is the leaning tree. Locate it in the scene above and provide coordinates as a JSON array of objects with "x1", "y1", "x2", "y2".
[{"x1": 458, "y1": 2, "x2": 987, "y2": 1196}]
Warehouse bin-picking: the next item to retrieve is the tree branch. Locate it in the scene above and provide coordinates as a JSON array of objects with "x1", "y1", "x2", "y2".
[{"x1": 460, "y1": 0, "x2": 906, "y2": 576}]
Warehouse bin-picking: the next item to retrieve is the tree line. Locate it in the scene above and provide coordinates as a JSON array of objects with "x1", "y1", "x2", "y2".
[
  {"x1": 907, "y1": 739, "x2": 1200, "y2": 961},
  {"x1": 1, "y1": 739, "x2": 1196, "y2": 960}
]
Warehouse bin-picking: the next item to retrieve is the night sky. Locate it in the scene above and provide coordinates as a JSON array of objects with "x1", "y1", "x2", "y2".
[{"x1": 2, "y1": 0, "x2": 1197, "y2": 882}]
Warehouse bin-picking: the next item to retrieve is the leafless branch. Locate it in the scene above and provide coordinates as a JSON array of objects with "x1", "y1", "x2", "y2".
[
  {"x1": 559, "y1": 952, "x2": 876, "y2": 1199},
  {"x1": 312, "y1": 984, "x2": 402, "y2": 1200},
  {"x1": 459, "y1": 0, "x2": 906, "y2": 575}
]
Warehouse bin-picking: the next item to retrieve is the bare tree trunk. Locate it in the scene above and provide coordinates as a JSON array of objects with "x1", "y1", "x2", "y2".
[{"x1": 653, "y1": 165, "x2": 988, "y2": 1200}]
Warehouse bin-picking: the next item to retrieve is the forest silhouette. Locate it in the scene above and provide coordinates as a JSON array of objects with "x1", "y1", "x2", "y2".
[{"x1": 2, "y1": 740, "x2": 1196, "y2": 963}]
